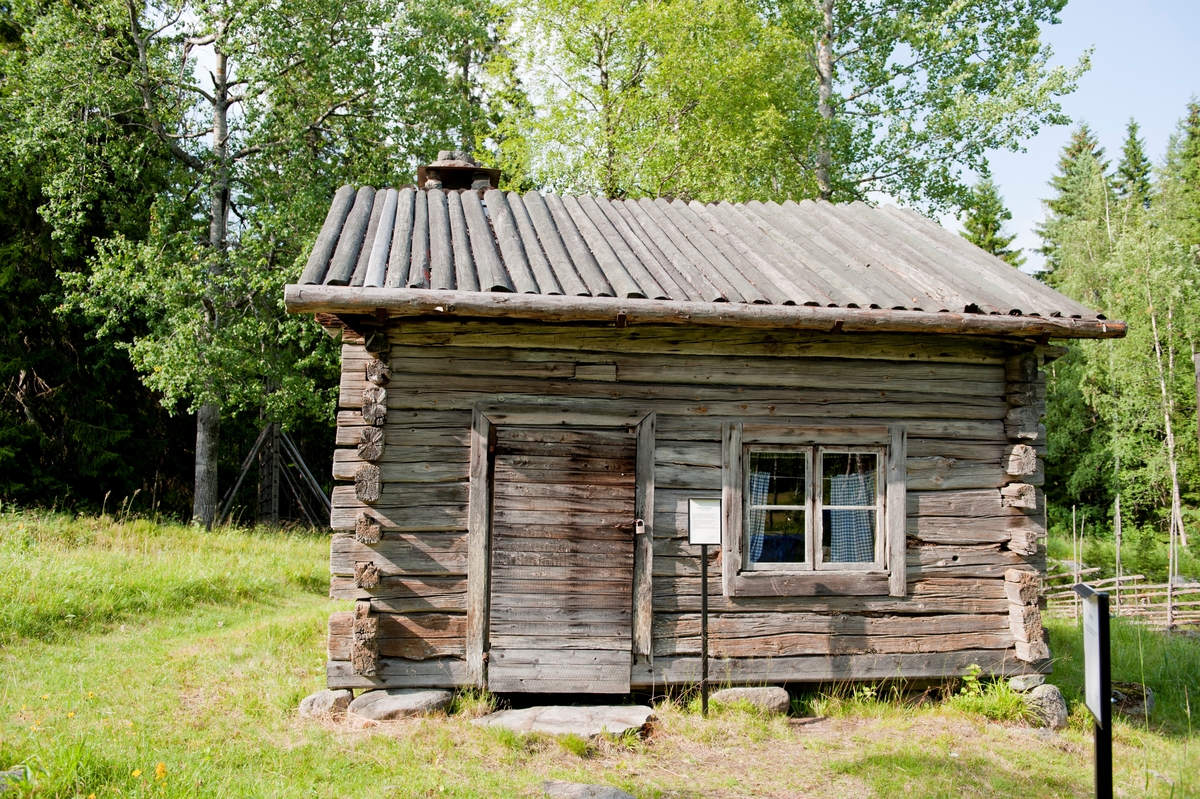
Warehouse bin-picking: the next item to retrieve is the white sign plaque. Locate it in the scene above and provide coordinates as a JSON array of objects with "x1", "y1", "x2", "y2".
[
  {"x1": 688, "y1": 498, "x2": 722, "y2": 546},
  {"x1": 1082, "y1": 593, "x2": 1103, "y2": 725}
]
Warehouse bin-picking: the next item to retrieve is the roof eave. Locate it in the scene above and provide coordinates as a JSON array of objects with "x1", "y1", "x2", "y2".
[{"x1": 283, "y1": 285, "x2": 1126, "y2": 340}]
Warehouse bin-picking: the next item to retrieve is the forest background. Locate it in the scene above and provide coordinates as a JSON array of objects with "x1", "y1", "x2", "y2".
[{"x1": 0, "y1": 0, "x2": 1197, "y2": 578}]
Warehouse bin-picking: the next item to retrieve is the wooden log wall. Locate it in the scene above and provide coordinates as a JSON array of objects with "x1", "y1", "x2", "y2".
[{"x1": 324, "y1": 320, "x2": 1052, "y2": 690}]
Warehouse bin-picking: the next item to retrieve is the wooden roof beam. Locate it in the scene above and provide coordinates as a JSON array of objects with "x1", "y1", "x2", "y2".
[{"x1": 284, "y1": 285, "x2": 1126, "y2": 341}]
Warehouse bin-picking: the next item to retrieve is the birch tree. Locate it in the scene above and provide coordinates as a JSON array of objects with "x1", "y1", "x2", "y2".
[
  {"x1": 12, "y1": 0, "x2": 394, "y2": 526},
  {"x1": 781, "y1": 0, "x2": 1087, "y2": 211}
]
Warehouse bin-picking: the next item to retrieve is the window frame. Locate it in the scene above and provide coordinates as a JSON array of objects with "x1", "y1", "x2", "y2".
[
  {"x1": 742, "y1": 447, "x2": 812, "y2": 572},
  {"x1": 722, "y1": 423, "x2": 907, "y2": 599},
  {"x1": 814, "y1": 445, "x2": 887, "y2": 572}
]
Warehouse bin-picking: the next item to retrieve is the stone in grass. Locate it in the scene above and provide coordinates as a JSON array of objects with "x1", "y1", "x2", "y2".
[
  {"x1": 1111, "y1": 682, "x2": 1155, "y2": 719},
  {"x1": 543, "y1": 781, "x2": 637, "y2": 799},
  {"x1": 299, "y1": 689, "x2": 353, "y2": 719},
  {"x1": 348, "y1": 688, "x2": 453, "y2": 721},
  {"x1": 709, "y1": 686, "x2": 790, "y2": 715},
  {"x1": 1024, "y1": 684, "x2": 1068, "y2": 730},
  {"x1": 473, "y1": 706, "x2": 653, "y2": 737},
  {"x1": 1, "y1": 766, "x2": 30, "y2": 793},
  {"x1": 1007, "y1": 674, "x2": 1046, "y2": 693}
]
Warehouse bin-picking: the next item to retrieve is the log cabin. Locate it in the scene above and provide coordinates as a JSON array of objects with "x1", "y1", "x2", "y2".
[{"x1": 284, "y1": 154, "x2": 1126, "y2": 695}]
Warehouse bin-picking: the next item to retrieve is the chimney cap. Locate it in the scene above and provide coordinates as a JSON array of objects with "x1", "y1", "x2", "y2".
[{"x1": 418, "y1": 151, "x2": 500, "y2": 190}]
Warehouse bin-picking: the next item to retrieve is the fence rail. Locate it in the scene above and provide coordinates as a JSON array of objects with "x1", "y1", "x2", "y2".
[{"x1": 1043, "y1": 568, "x2": 1200, "y2": 628}]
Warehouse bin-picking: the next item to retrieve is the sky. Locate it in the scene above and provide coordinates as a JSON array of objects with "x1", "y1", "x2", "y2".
[{"x1": 971, "y1": 0, "x2": 1200, "y2": 271}]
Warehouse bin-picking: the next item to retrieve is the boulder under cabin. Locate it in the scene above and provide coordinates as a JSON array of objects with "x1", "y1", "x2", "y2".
[{"x1": 284, "y1": 154, "x2": 1125, "y2": 695}]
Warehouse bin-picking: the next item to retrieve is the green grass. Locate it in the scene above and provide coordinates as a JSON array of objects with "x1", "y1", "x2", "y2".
[{"x1": 1, "y1": 508, "x2": 1197, "y2": 798}]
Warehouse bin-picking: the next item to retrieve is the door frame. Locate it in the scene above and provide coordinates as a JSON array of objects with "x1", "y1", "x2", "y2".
[{"x1": 465, "y1": 406, "x2": 656, "y2": 688}]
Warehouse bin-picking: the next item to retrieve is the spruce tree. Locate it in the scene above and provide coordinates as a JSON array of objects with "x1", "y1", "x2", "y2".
[
  {"x1": 1036, "y1": 124, "x2": 1113, "y2": 276},
  {"x1": 960, "y1": 179, "x2": 1025, "y2": 267},
  {"x1": 1044, "y1": 123, "x2": 1110, "y2": 221},
  {"x1": 1115, "y1": 118, "x2": 1153, "y2": 206},
  {"x1": 1171, "y1": 101, "x2": 1200, "y2": 250}
]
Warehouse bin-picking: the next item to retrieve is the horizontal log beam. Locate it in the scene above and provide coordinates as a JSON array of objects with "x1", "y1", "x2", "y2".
[{"x1": 286, "y1": 285, "x2": 1125, "y2": 340}]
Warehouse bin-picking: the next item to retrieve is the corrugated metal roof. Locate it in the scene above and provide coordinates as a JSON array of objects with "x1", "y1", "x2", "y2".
[{"x1": 297, "y1": 185, "x2": 1100, "y2": 320}]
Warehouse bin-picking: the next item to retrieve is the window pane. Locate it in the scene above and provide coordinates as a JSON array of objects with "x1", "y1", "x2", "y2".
[
  {"x1": 748, "y1": 452, "x2": 806, "y2": 506},
  {"x1": 822, "y1": 452, "x2": 877, "y2": 506},
  {"x1": 822, "y1": 508, "x2": 877, "y2": 563},
  {"x1": 748, "y1": 510, "x2": 806, "y2": 564}
]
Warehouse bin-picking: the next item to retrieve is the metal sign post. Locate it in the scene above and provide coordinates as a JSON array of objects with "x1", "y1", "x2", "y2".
[
  {"x1": 1074, "y1": 583, "x2": 1112, "y2": 799},
  {"x1": 688, "y1": 498, "x2": 722, "y2": 718}
]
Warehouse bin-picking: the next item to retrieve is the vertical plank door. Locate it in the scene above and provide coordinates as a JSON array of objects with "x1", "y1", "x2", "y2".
[{"x1": 488, "y1": 426, "x2": 637, "y2": 693}]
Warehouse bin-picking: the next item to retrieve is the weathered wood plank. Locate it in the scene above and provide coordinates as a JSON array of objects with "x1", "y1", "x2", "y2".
[
  {"x1": 465, "y1": 408, "x2": 492, "y2": 687},
  {"x1": 330, "y1": 532, "x2": 468, "y2": 577},
  {"x1": 326, "y1": 657, "x2": 468, "y2": 689},
  {"x1": 333, "y1": 452, "x2": 468, "y2": 482},
  {"x1": 344, "y1": 347, "x2": 1006, "y2": 395},
  {"x1": 907, "y1": 545, "x2": 1040, "y2": 579},
  {"x1": 630, "y1": 649, "x2": 1046, "y2": 687},
  {"x1": 329, "y1": 575, "x2": 467, "y2": 608},
  {"x1": 330, "y1": 503, "x2": 467, "y2": 532},
  {"x1": 657, "y1": 631, "x2": 1014, "y2": 658},
  {"x1": 657, "y1": 611, "x2": 1009, "y2": 638},
  {"x1": 653, "y1": 576, "x2": 1009, "y2": 615},
  {"x1": 382, "y1": 323, "x2": 1011, "y2": 364},
  {"x1": 906, "y1": 513, "x2": 1044, "y2": 545},
  {"x1": 329, "y1": 611, "x2": 466, "y2": 660},
  {"x1": 657, "y1": 416, "x2": 1005, "y2": 442},
  {"x1": 907, "y1": 488, "x2": 1043, "y2": 518},
  {"x1": 345, "y1": 375, "x2": 1008, "y2": 419}
]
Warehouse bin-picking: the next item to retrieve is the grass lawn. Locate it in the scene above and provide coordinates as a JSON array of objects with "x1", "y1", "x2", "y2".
[{"x1": 1, "y1": 509, "x2": 1197, "y2": 798}]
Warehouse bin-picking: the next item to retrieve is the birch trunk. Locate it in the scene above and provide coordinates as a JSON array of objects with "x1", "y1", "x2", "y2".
[
  {"x1": 193, "y1": 47, "x2": 231, "y2": 528},
  {"x1": 1193, "y1": 351, "x2": 1200, "y2": 459},
  {"x1": 814, "y1": 0, "x2": 834, "y2": 200},
  {"x1": 1148, "y1": 294, "x2": 1187, "y2": 552}
]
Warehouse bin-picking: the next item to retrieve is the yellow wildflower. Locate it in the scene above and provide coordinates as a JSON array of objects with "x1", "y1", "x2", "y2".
[
  {"x1": 89, "y1": 794, "x2": 96, "y2": 798},
  {"x1": 67, "y1": 712, "x2": 75, "y2": 718},
  {"x1": 41, "y1": 694, "x2": 49, "y2": 700},
  {"x1": 132, "y1": 769, "x2": 142, "y2": 778},
  {"x1": 155, "y1": 763, "x2": 166, "y2": 780}
]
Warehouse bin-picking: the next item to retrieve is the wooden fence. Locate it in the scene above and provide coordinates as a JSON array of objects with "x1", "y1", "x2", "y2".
[{"x1": 1043, "y1": 567, "x2": 1200, "y2": 628}]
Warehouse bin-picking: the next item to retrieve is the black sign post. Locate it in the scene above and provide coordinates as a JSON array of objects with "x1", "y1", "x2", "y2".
[
  {"x1": 688, "y1": 498, "x2": 721, "y2": 718},
  {"x1": 1073, "y1": 583, "x2": 1112, "y2": 799},
  {"x1": 700, "y1": 542, "x2": 709, "y2": 716}
]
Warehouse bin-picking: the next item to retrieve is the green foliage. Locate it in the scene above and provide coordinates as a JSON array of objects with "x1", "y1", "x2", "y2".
[
  {"x1": 1038, "y1": 111, "x2": 1200, "y2": 554},
  {"x1": 1162, "y1": 102, "x2": 1200, "y2": 251},
  {"x1": 1116, "y1": 118, "x2": 1153, "y2": 206},
  {"x1": 556, "y1": 732, "x2": 594, "y2": 758},
  {"x1": 778, "y1": 0, "x2": 1087, "y2": 211},
  {"x1": 945, "y1": 665, "x2": 1034, "y2": 723},
  {"x1": 518, "y1": 0, "x2": 820, "y2": 201},
  {"x1": 960, "y1": 179, "x2": 1025, "y2": 266}
]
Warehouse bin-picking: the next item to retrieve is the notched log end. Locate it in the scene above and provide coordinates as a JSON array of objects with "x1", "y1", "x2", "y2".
[
  {"x1": 354, "y1": 513, "x2": 382, "y2": 545},
  {"x1": 354, "y1": 463, "x2": 382, "y2": 503},
  {"x1": 361, "y1": 386, "x2": 388, "y2": 426},
  {"x1": 354, "y1": 561, "x2": 381, "y2": 589},
  {"x1": 357, "y1": 426, "x2": 385, "y2": 461}
]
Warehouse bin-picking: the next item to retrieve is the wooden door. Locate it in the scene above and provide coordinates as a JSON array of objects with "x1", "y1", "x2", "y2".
[{"x1": 487, "y1": 426, "x2": 637, "y2": 693}]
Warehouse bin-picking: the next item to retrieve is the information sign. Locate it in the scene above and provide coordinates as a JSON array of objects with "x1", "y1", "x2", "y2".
[
  {"x1": 1074, "y1": 583, "x2": 1112, "y2": 799},
  {"x1": 1082, "y1": 593, "x2": 1104, "y2": 725},
  {"x1": 688, "y1": 498, "x2": 722, "y2": 546}
]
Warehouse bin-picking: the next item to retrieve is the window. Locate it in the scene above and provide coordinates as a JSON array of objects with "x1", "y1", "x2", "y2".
[
  {"x1": 745, "y1": 448, "x2": 885, "y2": 571},
  {"x1": 723, "y1": 424, "x2": 906, "y2": 598}
]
